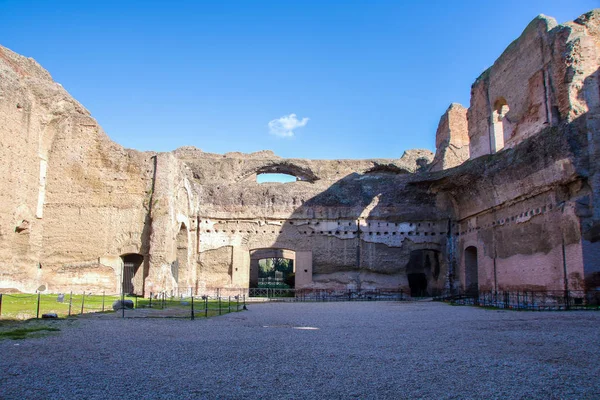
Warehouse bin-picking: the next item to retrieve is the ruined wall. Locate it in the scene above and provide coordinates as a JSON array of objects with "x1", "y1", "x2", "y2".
[
  {"x1": 0, "y1": 45, "x2": 154, "y2": 294},
  {"x1": 427, "y1": 115, "x2": 591, "y2": 293},
  {"x1": 430, "y1": 103, "x2": 469, "y2": 171},
  {"x1": 468, "y1": 11, "x2": 600, "y2": 160},
  {"x1": 2, "y1": 9, "x2": 600, "y2": 297},
  {"x1": 144, "y1": 153, "x2": 201, "y2": 294},
  {"x1": 468, "y1": 15, "x2": 559, "y2": 158},
  {"x1": 412, "y1": 10, "x2": 600, "y2": 295},
  {"x1": 183, "y1": 149, "x2": 451, "y2": 293}
]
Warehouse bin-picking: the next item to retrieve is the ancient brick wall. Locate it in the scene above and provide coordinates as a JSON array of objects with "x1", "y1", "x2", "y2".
[{"x1": 2, "y1": 10, "x2": 600, "y2": 297}]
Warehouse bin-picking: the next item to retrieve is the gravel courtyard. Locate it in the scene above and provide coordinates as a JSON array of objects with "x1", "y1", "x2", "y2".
[{"x1": 1, "y1": 301, "x2": 599, "y2": 399}]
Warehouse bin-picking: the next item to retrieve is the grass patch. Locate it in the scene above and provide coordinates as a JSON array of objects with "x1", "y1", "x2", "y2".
[
  {"x1": 0, "y1": 326, "x2": 60, "y2": 340},
  {"x1": 0, "y1": 293, "x2": 140, "y2": 320},
  {"x1": 0, "y1": 319, "x2": 68, "y2": 340},
  {"x1": 1, "y1": 294, "x2": 245, "y2": 320}
]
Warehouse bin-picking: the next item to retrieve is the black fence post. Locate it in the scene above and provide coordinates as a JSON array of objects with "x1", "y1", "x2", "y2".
[
  {"x1": 0, "y1": 293, "x2": 3, "y2": 317},
  {"x1": 149, "y1": 292, "x2": 153, "y2": 308},
  {"x1": 205, "y1": 296, "x2": 208, "y2": 318},
  {"x1": 237, "y1": 295, "x2": 240, "y2": 311},
  {"x1": 36, "y1": 292, "x2": 41, "y2": 319},
  {"x1": 68, "y1": 292, "x2": 72, "y2": 317},
  {"x1": 102, "y1": 291, "x2": 105, "y2": 312},
  {"x1": 190, "y1": 295, "x2": 194, "y2": 320},
  {"x1": 228, "y1": 296, "x2": 231, "y2": 313},
  {"x1": 81, "y1": 292, "x2": 85, "y2": 315}
]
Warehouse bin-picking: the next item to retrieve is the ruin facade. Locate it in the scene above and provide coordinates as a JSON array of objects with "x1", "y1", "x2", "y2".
[{"x1": 1, "y1": 10, "x2": 600, "y2": 296}]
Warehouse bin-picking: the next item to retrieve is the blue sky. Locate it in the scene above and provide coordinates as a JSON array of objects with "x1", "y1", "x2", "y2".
[{"x1": 1, "y1": 0, "x2": 597, "y2": 159}]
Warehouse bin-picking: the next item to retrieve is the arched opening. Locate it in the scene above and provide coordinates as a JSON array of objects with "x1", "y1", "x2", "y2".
[
  {"x1": 257, "y1": 173, "x2": 298, "y2": 183},
  {"x1": 249, "y1": 248, "x2": 296, "y2": 289},
  {"x1": 244, "y1": 163, "x2": 318, "y2": 183},
  {"x1": 405, "y1": 249, "x2": 440, "y2": 297},
  {"x1": 491, "y1": 98, "x2": 509, "y2": 152},
  {"x1": 464, "y1": 246, "x2": 479, "y2": 296},
  {"x1": 174, "y1": 223, "x2": 188, "y2": 286},
  {"x1": 121, "y1": 253, "x2": 144, "y2": 296},
  {"x1": 407, "y1": 273, "x2": 428, "y2": 297}
]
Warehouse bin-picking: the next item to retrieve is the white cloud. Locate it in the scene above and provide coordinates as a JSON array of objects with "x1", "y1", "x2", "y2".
[{"x1": 268, "y1": 113, "x2": 309, "y2": 138}]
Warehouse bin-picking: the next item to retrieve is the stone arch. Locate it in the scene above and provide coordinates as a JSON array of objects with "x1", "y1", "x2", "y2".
[
  {"x1": 241, "y1": 162, "x2": 319, "y2": 183},
  {"x1": 491, "y1": 97, "x2": 510, "y2": 152},
  {"x1": 464, "y1": 246, "x2": 479, "y2": 295}
]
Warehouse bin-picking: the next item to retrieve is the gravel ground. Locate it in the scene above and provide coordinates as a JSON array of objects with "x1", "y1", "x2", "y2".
[{"x1": 1, "y1": 301, "x2": 599, "y2": 399}]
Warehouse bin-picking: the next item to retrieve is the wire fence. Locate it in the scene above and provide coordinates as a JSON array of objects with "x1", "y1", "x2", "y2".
[
  {"x1": 0, "y1": 292, "x2": 120, "y2": 320},
  {"x1": 7, "y1": 287, "x2": 595, "y2": 320},
  {"x1": 435, "y1": 290, "x2": 600, "y2": 311},
  {"x1": 0, "y1": 287, "x2": 408, "y2": 320},
  {"x1": 0, "y1": 292, "x2": 246, "y2": 320},
  {"x1": 174, "y1": 287, "x2": 407, "y2": 302}
]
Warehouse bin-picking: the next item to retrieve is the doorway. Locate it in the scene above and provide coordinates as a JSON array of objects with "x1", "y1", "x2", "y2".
[
  {"x1": 121, "y1": 253, "x2": 144, "y2": 295},
  {"x1": 464, "y1": 246, "x2": 479, "y2": 295},
  {"x1": 408, "y1": 273, "x2": 428, "y2": 297}
]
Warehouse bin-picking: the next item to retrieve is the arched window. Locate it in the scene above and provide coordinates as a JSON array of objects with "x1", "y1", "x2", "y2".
[
  {"x1": 244, "y1": 163, "x2": 318, "y2": 183},
  {"x1": 491, "y1": 98, "x2": 509, "y2": 152},
  {"x1": 256, "y1": 173, "x2": 298, "y2": 183}
]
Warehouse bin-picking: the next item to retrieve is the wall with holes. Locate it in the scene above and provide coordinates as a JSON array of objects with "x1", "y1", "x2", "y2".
[
  {"x1": 194, "y1": 216, "x2": 449, "y2": 291},
  {"x1": 455, "y1": 190, "x2": 585, "y2": 292}
]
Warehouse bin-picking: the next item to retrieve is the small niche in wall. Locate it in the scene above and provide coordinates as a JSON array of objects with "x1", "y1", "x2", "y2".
[{"x1": 491, "y1": 97, "x2": 510, "y2": 152}]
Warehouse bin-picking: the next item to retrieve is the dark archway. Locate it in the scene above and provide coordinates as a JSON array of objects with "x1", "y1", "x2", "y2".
[
  {"x1": 406, "y1": 249, "x2": 440, "y2": 297},
  {"x1": 464, "y1": 246, "x2": 479, "y2": 295},
  {"x1": 407, "y1": 273, "x2": 428, "y2": 297},
  {"x1": 121, "y1": 253, "x2": 144, "y2": 295}
]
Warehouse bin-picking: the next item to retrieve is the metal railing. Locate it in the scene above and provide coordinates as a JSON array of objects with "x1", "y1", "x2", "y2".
[
  {"x1": 0, "y1": 291, "x2": 246, "y2": 320},
  {"x1": 435, "y1": 290, "x2": 600, "y2": 311},
  {"x1": 170, "y1": 287, "x2": 407, "y2": 302}
]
